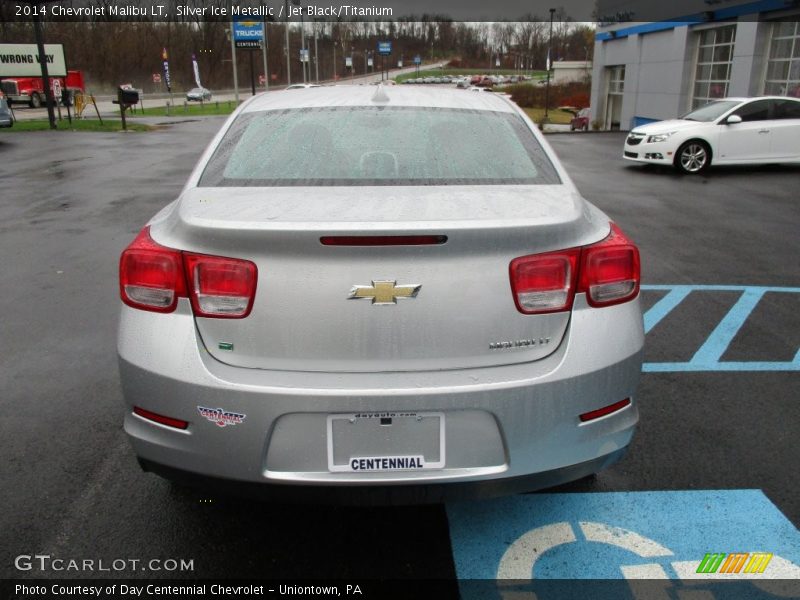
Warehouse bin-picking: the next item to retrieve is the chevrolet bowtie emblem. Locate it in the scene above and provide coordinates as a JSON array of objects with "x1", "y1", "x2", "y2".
[{"x1": 348, "y1": 280, "x2": 421, "y2": 305}]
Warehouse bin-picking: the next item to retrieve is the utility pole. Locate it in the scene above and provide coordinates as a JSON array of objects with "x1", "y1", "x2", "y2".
[
  {"x1": 300, "y1": 12, "x2": 306, "y2": 82},
  {"x1": 314, "y1": 23, "x2": 319, "y2": 83},
  {"x1": 261, "y1": 15, "x2": 269, "y2": 90},
  {"x1": 229, "y1": 0, "x2": 239, "y2": 104},
  {"x1": 545, "y1": 7, "x2": 555, "y2": 120},
  {"x1": 284, "y1": 0, "x2": 291, "y2": 85},
  {"x1": 32, "y1": 11, "x2": 57, "y2": 129}
]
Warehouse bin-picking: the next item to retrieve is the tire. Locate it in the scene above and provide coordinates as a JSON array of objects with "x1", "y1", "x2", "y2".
[
  {"x1": 570, "y1": 124, "x2": 575, "y2": 131},
  {"x1": 583, "y1": 123, "x2": 589, "y2": 132},
  {"x1": 30, "y1": 92, "x2": 42, "y2": 109},
  {"x1": 675, "y1": 140, "x2": 711, "y2": 174}
]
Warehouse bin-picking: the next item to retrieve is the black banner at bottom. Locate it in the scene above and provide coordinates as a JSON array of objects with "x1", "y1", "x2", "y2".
[{"x1": 3, "y1": 579, "x2": 800, "y2": 600}]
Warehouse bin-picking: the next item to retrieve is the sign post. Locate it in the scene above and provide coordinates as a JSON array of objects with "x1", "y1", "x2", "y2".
[
  {"x1": 234, "y1": 18, "x2": 264, "y2": 96},
  {"x1": 377, "y1": 41, "x2": 391, "y2": 82}
]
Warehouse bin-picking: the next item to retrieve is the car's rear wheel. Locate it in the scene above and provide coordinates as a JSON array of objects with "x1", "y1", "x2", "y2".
[{"x1": 675, "y1": 140, "x2": 711, "y2": 174}]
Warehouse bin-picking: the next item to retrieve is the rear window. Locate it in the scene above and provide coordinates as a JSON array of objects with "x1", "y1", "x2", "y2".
[{"x1": 199, "y1": 106, "x2": 561, "y2": 186}]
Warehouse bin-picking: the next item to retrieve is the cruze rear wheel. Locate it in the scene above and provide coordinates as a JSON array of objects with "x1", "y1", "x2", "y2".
[{"x1": 676, "y1": 140, "x2": 711, "y2": 174}]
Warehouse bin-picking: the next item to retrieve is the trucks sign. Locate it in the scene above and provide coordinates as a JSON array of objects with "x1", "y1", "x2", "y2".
[
  {"x1": 0, "y1": 44, "x2": 67, "y2": 77},
  {"x1": 233, "y1": 19, "x2": 264, "y2": 49},
  {"x1": 377, "y1": 41, "x2": 392, "y2": 56}
]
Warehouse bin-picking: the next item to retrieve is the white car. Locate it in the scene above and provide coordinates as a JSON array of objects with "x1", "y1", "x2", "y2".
[{"x1": 623, "y1": 96, "x2": 800, "y2": 174}]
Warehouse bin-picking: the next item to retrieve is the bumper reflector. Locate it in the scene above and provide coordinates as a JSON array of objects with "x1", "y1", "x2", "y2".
[
  {"x1": 133, "y1": 406, "x2": 189, "y2": 430},
  {"x1": 579, "y1": 398, "x2": 631, "y2": 423}
]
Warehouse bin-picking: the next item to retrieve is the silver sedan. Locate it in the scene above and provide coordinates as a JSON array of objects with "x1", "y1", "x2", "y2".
[{"x1": 117, "y1": 86, "x2": 644, "y2": 502}]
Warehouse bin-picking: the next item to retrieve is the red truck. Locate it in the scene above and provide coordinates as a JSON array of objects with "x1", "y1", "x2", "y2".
[{"x1": 0, "y1": 70, "x2": 85, "y2": 108}]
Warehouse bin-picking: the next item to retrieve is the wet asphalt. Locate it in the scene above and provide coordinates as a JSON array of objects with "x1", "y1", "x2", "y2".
[{"x1": 0, "y1": 122, "x2": 797, "y2": 583}]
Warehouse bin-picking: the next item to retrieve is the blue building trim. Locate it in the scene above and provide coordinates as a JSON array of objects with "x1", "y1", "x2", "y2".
[{"x1": 595, "y1": 0, "x2": 793, "y2": 41}]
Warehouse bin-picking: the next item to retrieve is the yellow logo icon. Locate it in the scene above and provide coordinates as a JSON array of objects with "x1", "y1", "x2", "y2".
[{"x1": 348, "y1": 280, "x2": 421, "y2": 305}]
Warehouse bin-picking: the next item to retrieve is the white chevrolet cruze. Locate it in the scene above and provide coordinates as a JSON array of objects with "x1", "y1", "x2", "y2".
[{"x1": 623, "y1": 96, "x2": 800, "y2": 174}]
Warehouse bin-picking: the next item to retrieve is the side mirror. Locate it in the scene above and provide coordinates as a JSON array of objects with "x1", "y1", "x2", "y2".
[{"x1": 725, "y1": 114, "x2": 742, "y2": 125}]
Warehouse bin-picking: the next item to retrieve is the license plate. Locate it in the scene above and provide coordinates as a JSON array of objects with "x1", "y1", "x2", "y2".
[{"x1": 326, "y1": 411, "x2": 445, "y2": 473}]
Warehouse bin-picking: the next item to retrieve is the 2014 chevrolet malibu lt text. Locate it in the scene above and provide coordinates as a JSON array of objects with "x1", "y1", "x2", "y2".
[{"x1": 117, "y1": 87, "x2": 644, "y2": 503}]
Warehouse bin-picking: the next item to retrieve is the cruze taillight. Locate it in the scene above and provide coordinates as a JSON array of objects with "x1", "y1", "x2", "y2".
[
  {"x1": 119, "y1": 227, "x2": 257, "y2": 318},
  {"x1": 510, "y1": 223, "x2": 640, "y2": 314}
]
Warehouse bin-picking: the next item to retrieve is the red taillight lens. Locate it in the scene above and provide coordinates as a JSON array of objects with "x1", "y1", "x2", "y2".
[
  {"x1": 578, "y1": 223, "x2": 640, "y2": 307},
  {"x1": 119, "y1": 227, "x2": 186, "y2": 313},
  {"x1": 119, "y1": 227, "x2": 257, "y2": 318},
  {"x1": 509, "y1": 223, "x2": 639, "y2": 314},
  {"x1": 133, "y1": 406, "x2": 189, "y2": 430},
  {"x1": 579, "y1": 398, "x2": 631, "y2": 422},
  {"x1": 184, "y1": 253, "x2": 257, "y2": 318},
  {"x1": 509, "y1": 249, "x2": 580, "y2": 314}
]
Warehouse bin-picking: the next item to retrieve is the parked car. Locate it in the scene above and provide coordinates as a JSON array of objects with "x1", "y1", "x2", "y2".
[
  {"x1": 570, "y1": 108, "x2": 591, "y2": 131},
  {"x1": 623, "y1": 96, "x2": 800, "y2": 174},
  {"x1": 456, "y1": 79, "x2": 470, "y2": 89},
  {"x1": 118, "y1": 87, "x2": 643, "y2": 503},
  {"x1": 0, "y1": 95, "x2": 13, "y2": 128},
  {"x1": 186, "y1": 87, "x2": 212, "y2": 101}
]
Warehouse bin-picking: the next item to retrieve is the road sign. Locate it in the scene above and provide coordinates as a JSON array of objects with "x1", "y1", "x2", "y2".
[
  {"x1": 367, "y1": 57, "x2": 373, "y2": 67},
  {"x1": 0, "y1": 43, "x2": 67, "y2": 77},
  {"x1": 300, "y1": 48, "x2": 309, "y2": 63},
  {"x1": 398, "y1": 60, "x2": 403, "y2": 68},
  {"x1": 51, "y1": 79, "x2": 61, "y2": 99},
  {"x1": 345, "y1": 56, "x2": 353, "y2": 68},
  {"x1": 233, "y1": 18, "x2": 264, "y2": 49},
  {"x1": 152, "y1": 73, "x2": 161, "y2": 83},
  {"x1": 377, "y1": 41, "x2": 392, "y2": 56},
  {"x1": 413, "y1": 55, "x2": 421, "y2": 65}
]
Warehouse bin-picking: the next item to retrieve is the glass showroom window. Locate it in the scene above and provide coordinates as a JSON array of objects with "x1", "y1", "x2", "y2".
[
  {"x1": 764, "y1": 22, "x2": 800, "y2": 98},
  {"x1": 692, "y1": 25, "x2": 737, "y2": 108}
]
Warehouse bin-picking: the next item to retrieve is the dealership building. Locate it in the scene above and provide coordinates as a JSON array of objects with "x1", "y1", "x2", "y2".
[{"x1": 590, "y1": 1, "x2": 800, "y2": 130}]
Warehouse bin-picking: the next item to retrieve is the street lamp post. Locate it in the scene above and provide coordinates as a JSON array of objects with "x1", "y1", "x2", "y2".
[{"x1": 544, "y1": 8, "x2": 555, "y2": 120}]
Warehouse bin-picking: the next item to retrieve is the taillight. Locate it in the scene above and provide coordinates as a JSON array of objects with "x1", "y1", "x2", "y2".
[
  {"x1": 577, "y1": 223, "x2": 640, "y2": 307},
  {"x1": 119, "y1": 227, "x2": 257, "y2": 318},
  {"x1": 509, "y1": 223, "x2": 640, "y2": 314},
  {"x1": 510, "y1": 250, "x2": 580, "y2": 314},
  {"x1": 184, "y1": 253, "x2": 257, "y2": 318},
  {"x1": 119, "y1": 228, "x2": 186, "y2": 313}
]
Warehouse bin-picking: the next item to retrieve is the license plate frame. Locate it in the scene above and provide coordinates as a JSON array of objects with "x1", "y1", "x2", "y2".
[{"x1": 326, "y1": 411, "x2": 446, "y2": 473}]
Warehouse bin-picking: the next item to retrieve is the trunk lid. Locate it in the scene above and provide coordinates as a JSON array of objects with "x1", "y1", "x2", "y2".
[{"x1": 153, "y1": 185, "x2": 608, "y2": 373}]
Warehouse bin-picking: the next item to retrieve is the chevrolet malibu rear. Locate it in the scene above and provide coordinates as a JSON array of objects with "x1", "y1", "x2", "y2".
[{"x1": 117, "y1": 87, "x2": 644, "y2": 503}]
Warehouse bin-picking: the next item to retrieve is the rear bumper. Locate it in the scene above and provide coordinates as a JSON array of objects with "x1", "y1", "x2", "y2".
[
  {"x1": 118, "y1": 294, "x2": 643, "y2": 493},
  {"x1": 138, "y1": 447, "x2": 628, "y2": 505}
]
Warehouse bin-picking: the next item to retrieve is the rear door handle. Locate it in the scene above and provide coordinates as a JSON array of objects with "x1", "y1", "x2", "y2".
[{"x1": 758, "y1": 129, "x2": 770, "y2": 134}]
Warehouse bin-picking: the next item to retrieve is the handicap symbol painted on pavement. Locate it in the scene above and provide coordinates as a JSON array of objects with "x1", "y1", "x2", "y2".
[
  {"x1": 641, "y1": 285, "x2": 800, "y2": 372},
  {"x1": 447, "y1": 490, "x2": 800, "y2": 599}
]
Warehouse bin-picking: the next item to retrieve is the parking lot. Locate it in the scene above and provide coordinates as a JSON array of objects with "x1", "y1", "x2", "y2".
[{"x1": 1, "y1": 122, "x2": 798, "y2": 595}]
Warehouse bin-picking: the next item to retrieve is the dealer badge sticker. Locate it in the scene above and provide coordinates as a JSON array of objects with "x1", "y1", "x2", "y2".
[{"x1": 197, "y1": 406, "x2": 246, "y2": 428}]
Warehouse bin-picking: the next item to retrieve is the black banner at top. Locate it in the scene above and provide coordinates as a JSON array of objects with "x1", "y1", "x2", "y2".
[{"x1": 1, "y1": 0, "x2": 792, "y2": 23}]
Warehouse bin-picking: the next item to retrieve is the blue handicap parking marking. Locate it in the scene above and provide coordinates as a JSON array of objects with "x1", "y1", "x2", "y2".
[
  {"x1": 447, "y1": 490, "x2": 800, "y2": 587},
  {"x1": 641, "y1": 285, "x2": 800, "y2": 372}
]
